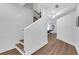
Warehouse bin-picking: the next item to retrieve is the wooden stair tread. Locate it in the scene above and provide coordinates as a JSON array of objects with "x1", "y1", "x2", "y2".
[
  {"x1": 20, "y1": 39, "x2": 24, "y2": 43},
  {"x1": 16, "y1": 43, "x2": 25, "y2": 53},
  {"x1": 0, "y1": 48, "x2": 22, "y2": 55}
]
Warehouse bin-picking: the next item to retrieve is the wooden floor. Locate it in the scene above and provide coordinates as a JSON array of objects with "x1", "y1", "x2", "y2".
[
  {"x1": 0, "y1": 33, "x2": 78, "y2": 55},
  {"x1": 0, "y1": 39, "x2": 24, "y2": 55},
  {"x1": 33, "y1": 34, "x2": 78, "y2": 55},
  {"x1": 0, "y1": 48, "x2": 22, "y2": 55}
]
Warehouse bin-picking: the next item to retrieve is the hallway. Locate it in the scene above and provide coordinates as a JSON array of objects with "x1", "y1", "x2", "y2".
[{"x1": 33, "y1": 34, "x2": 78, "y2": 55}]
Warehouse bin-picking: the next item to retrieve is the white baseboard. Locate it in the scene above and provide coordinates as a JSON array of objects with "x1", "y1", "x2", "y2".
[
  {"x1": 0, "y1": 46, "x2": 15, "y2": 54},
  {"x1": 18, "y1": 41, "x2": 24, "y2": 45},
  {"x1": 16, "y1": 46, "x2": 24, "y2": 55},
  {"x1": 57, "y1": 36, "x2": 75, "y2": 46},
  {"x1": 57, "y1": 37, "x2": 79, "y2": 54},
  {"x1": 25, "y1": 41, "x2": 48, "y2": 55},
  {"x1": 74, "y1": 45, "x2": 79, "y2": 54}
]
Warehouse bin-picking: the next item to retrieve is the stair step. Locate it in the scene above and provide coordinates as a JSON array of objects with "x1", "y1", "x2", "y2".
[
  {"x1": 16, "y1": 43, "x2": 25, "y2": 53},
  {"x1": 19, "y1": 39, "x2": 24, "y2": 45},
  {"x1": 20, "y1": 39, "x2": 24, "y2": 43}
]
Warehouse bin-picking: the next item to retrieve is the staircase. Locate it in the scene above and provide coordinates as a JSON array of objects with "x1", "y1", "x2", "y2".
[
  {"x1": 33, "y1": 10, "x2": 41, "y2": 22},
  {"x1": 15, "y1": 10, "x2": 41, "y2": 55},
  {"x1": 16, "y1": 39, "x2": 25, "y2": 55},
  {"x1": 0, "y1": 39, "x2": 24, "y2": 55}
]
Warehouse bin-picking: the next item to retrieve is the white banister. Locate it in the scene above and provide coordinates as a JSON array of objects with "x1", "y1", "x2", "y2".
[{"x1": 24, "y1": 17, "x2": 48, "y2": 55}]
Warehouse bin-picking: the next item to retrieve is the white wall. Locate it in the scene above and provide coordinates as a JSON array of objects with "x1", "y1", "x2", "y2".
[
  {"x1": 75, "y1": 4, "x2": 79, "y2": 46},
  {"x1": 55, "y1": 4, "x2": 79, "y2": 54},
  {"x1": 33, "y1": 3, "x2": 42, "y2": 13},
  {"x1": 74, "y1": 4, "x2": 79, "y2": 53},
  {"x1": 24, "y1": 16, "x2": 48, "y2": 54},
  {"x1": 33, "y1": 3, "x2": 76, "y2": 33},
  {"x1": 24, "y1": 3, "x2": 33, "y2": 10},
  {"x1": 0, "y1": 4, "x2": 33, "y2": 53},
  {"x1": 56, "y1": 11, "x2": 76, "y2": 45},
  {"x1": 56, "y1": 6, "x2": 79, "y2": 54}
]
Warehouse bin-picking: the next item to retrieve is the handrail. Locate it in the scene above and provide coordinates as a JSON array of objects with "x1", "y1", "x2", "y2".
[
  {"x1": 34, "y1": 10, "x2": 41, "y2": 16},
  {"x1": 24, "y1": 17, "x2": 43, "y2": 30}
]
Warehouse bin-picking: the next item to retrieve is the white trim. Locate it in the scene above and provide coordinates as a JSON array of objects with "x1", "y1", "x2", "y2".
[
  {"x1": 16, "y1": 46, "x2": 24, "y2": 55},
  {"x1": 57, "y1": 38, "x2": 79, "y2": 54},
  {"x1": 18, "y1": 41, "x2": 24, "y2": 45},
  {"x1": 16, "y1": 39, "x2": 24, "y2": 46},
  {"x1": 58, "y1": 38, "x2": 75, "y2": 46},
  {"x1": 0, "y1": 46, "x2": 15, "y2": 54},
  {"x1": 25, "y1": 41, "x2": 48, "y2": 55},
  {"x1": 75, "y1": 46, "x2": 79, "y2": 54},
  {"x1": 74, "y1": 44, "x2": 79, "y2": 54}
]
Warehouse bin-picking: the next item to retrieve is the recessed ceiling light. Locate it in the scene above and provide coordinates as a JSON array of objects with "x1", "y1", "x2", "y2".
[{"x1": 55, "y1": 5, "x2": 59, "y2": 8}]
